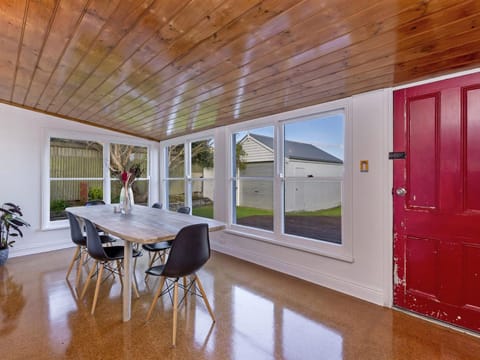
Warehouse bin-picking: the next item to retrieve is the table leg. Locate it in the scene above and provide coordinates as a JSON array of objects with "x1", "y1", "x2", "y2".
[{"x1": 123, "y1": 240, "x2": 132, "y2": 321}]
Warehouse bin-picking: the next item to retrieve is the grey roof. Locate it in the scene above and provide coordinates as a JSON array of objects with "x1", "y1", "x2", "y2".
[{"x1": 248, "y1": 133, "x2": 343, "y2": 164}]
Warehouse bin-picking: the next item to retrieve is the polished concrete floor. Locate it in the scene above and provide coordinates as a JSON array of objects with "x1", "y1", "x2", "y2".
[{"x1": 0, "y1": 248, "x2": 479, "y2": 360}]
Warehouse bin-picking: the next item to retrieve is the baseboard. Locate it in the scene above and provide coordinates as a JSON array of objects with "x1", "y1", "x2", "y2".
[
  {"x1": 212, "y1": 242, "x2": 385, "y2": 306},
  {"x1": 10, "y1": 241, "x2": 73, "y2": 258}
]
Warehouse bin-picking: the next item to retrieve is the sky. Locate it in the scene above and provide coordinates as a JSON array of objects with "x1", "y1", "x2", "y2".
[{"x1": 235, "y1": 113, "x2": 345, "y2": 160}]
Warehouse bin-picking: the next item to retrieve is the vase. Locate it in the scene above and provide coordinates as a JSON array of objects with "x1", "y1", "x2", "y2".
[
  {"x1": 0, "y1": 247, "x2": 9, "y2": 266},
  {"x1": 119, "y1": 185, "x2": 135, "y2": 215}
]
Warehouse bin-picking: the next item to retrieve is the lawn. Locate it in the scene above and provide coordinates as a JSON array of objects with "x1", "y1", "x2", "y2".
[{"x1": 192, "y1": 205, "x2": 341, "y2": 219}]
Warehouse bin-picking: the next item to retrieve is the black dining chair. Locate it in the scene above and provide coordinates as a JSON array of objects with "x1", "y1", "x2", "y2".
[
  {"x1": 81, "y1": 219, "x2": 141, "y2": 315},
  {"x1": 176, "y1": 206, "x2": 190, "y2": 214},
  {"x1": 85, "y1": 200, "x2": 105, "y2": 206},
  {"x1": 65, "y1": 212, "x2": 115, "y2": 289},
  {"x1": 142, "y1": 206, "x2": 192, "y2": 281},
  {"x1": 141, "y1": 203, "x2": 172, "y2": 281},
  {"x1": 145, "y1": 223, "x2": 215, "y2": 346},
  {"x1": 84, "y1": 200, "x2": 111, "y2": 236},
  {"x1": 152, "y1": 202, "x2": 162, "y2": 209}
]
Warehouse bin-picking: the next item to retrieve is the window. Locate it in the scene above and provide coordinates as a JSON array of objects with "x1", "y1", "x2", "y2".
[
  {"x1": 228, "y1": 102, "x2": 351, "y2": 258},
  {"x1": 110, "y1": 143, "x2": 149, "y2": 205},
  {"x1": 191, "y1": 139, "x2": 215, "y2": 218},
  {"x1": 283, "y1": 115, "x2": 344, "y2": 243},
  {"x1": 166, "y1": 143, "x2": 185, "y2": 211},
  {"x1": 49, "y1": 138, "x2": 103, "y2": 221},
  {"x1": 45, "y1": 134, "x2": 151, "y2": 228},
  {"x1": 163, "y1": 136, "x2": 215, "y2": 219},
  {"x1": 232, "y1": 126, "x2": 274, "y2": 231}
]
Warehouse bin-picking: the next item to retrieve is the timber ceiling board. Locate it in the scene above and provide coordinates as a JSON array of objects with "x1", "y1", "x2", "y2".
[{"x1": 1, "y1": 0, "x2": 480, "y2": 141}]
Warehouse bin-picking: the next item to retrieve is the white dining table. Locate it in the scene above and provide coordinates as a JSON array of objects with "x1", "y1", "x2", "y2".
[{"x1": 66, "y1": 204, "x2": 225, "y2": 321}]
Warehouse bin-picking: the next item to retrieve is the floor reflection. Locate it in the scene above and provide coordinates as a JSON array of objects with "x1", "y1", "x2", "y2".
[
  {"x1": 282, "y1": 308, "x2": 342, "y2": 360},
  {"x1": 1, "y1": 249, "x2": 480, "y2": 359},
  {"x1": 0, "y1": 267, "x2": 25, "y2": 337},
  {"x1": 231, "y1": 285, "x2": 342, "y2": 360}
]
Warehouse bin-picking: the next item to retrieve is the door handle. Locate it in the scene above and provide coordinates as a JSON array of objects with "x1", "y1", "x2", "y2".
[{"x1": 395, "y1": 187, "x2": 407, "y2": 196}]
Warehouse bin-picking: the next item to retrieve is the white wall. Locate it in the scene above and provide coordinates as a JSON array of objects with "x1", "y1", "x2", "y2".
[
  {"x1": 2, "y1": 88, "x2": 393, "y2": 308},
  {"x1": 211, "y1": 89, "x2": 392, "y2": 306},
  {"x1": 0, "y1": 103, "x2": 159, "y2": 258}
]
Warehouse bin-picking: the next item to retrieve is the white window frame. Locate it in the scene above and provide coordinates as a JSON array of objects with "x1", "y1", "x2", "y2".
[
  {"x1": 160, "y1": 129, "x2": 216, "y2": 216},
  {"x1": 42, "y1": 129, "x2": 152, "y2": 230},
  {"x1": 226, "y1": 99, "x2": 353, "y2": 262}
]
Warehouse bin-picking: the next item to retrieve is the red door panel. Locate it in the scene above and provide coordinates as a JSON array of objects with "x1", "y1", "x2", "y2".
[{"x1": 393, "y1": 72, "x2": 480, "y2": 332}]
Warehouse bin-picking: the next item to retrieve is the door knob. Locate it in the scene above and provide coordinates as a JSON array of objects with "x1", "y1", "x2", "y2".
[{"x1": 395, "y1": 187, "x2": 407, "y2": 196}]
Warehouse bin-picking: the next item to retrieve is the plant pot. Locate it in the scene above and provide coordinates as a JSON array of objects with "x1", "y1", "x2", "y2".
[{"x1": 0, "y1": 247, "x2": 9, "y2": 266}]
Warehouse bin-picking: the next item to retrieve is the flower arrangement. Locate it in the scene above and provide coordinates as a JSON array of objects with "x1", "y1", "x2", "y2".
[
  {"x1": 0, "y1": 203, "x2": 30, "y2": 249},
  {"x1": 120, "y1": 164, "x2": 142, "y2": 188}
]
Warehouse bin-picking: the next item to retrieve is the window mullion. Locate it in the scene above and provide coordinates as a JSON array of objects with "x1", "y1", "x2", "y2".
[
  {"x1": 274, "y1": 124, "x2": 283, "y2": 236},
  {"x1": 185, "y1": 141, "x2": 192, "y2": 210}
]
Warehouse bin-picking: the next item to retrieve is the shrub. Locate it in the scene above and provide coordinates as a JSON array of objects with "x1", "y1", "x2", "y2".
[{"x1": 88, "y1": 187, "x2": 103, "y2": 201}]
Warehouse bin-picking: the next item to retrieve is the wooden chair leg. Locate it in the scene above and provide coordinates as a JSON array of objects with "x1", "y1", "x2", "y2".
[
  {"x1": 144, "y1": 252, "x2": 158, "y2": 282},
  {"x1": 172, "y1": 280, "x2": 179, "y2": 347},
  {"x1": 81, "y1": 260, "x2": 98, "y2": 300},
  {"x1": 195, "y1": 275, "x2": 215, "y2": 322},
  {"x1": 116, "y1": 260, "x2": 124, "y2": 288},
  {"x1": 183, "y1": 276, "x2": 188, "y2": 305},
  {"x1": 66, "y1": 246, "x2": 80, "y2": 279},
  {"x1": 133, "y1": 273, "x2": 140, "y2": 298},
  {"x1": 91, "y1": 263, "x2": 104, "y2": 315},
  {"x1": 146, "y1": 276, "x2": 166, "y2": 321},
  {"x1": 75, "y1": 249, "x2": 86, "y2": 289}
]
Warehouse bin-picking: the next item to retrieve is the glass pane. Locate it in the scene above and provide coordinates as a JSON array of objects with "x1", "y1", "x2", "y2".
[
  {"x1": 50, "y1": 138, "x2": 103, "y2": 178},
  {"x1": 191, "y1": 179, "x2": 214, "y2": 219},
  {"x1": 50, "y1": 180, "x2": 103, "y2": 220},
  {"x1": 167, "y1": 144, "x2": 184, "y2": 178},
  {"x1": 111, "y1": 180, "x2": 149, "y2": 206},
  {"x1": 284, "y1": 115, "x2": 344, "y2": 177},
  {"x1": 168, "y1": 180, "x2": 185, "y2": 211},
  {"x1": 233, "y1": 179, "x2": 273, "y2": 231},
  {"x1": 284, "y1": 114, "x2": 344, "y2": 243},
  {"x1": 233, "y1": 126, "x2": 274, "y2": 177},
  {"x1": 110, "y1": 143, "x2": 148, "y2": 180},
  {"x1": 191, "y1": 139, "x2": 214, "y2": 179},
  {"x1": 284, "y1": 179, "x2": 342, "y2": 243}
]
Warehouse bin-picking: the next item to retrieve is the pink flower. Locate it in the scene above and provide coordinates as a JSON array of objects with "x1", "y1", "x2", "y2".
[{"x1": 121, "y1": 171, "x2": 129, "y2": 184}]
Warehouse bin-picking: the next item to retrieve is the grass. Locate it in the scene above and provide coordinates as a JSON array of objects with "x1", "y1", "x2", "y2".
[
  {"x1": 192, "y1": 205, "x2": 214, "y2": 219},
  {"x1": 286, "y1": 206, "x2": 341, "y2": 217},
  {"x1": 192, "y1": 205, "x2": 341, "y2": 219}
]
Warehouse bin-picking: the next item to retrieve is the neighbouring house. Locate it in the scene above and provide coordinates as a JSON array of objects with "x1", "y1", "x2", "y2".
[{"x1": 237, "y1": 133, "x2": 344, "y2": 212}]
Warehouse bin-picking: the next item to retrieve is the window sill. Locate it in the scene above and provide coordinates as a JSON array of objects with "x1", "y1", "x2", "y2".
[
  {"x1": 224, "y1": 226, "x2": 354, "y2": 263},
  {"x1": 41, "y1": 219, "x2": 69, "y2": 231}
]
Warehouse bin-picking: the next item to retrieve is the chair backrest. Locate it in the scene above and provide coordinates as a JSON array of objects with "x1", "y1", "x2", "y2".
[
  {"x1": 152, "y1": 202, "x2": 163, "y2": 209},
  {"x1": 85, "y1": 200, "x2": 105, "y2": 206},
  {"x1": 66, "y1": 212, "x2": 86, "y2": 246},
  {"x1": 163, "y1": 223, "x2": 210, "y2": 278},
  {"x1": 177, "y1": 206, "x2": 190, "y2": 214},
  {"x1": 84, "y1": 219, "x2": 108, "y2": 261}
]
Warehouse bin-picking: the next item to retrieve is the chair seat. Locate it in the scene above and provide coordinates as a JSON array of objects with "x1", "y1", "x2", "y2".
[
  {"x1": 145, "y1": 264, "x2": 166, "y2": 277},
  {"x1": 142, "y1": 241, "x2": 172, "y2": 252},
  {"x1": 99, "y1": 234, "x2": 116, "y2": 244},
  {"x1": 103, "y1": 246, "x2": 141, "y2": 261},
  {"x1": 75, "y1": 234, "x2": 115, "y2": 247}
]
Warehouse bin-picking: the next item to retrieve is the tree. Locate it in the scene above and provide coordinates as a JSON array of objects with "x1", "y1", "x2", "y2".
[{"x1": 167, "y1": 140, "x2": 246, "y2": 172}]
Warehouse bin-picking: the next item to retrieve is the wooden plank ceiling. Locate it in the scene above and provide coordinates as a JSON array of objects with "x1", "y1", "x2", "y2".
[{"x1": 1, "y1": 0, "x2": 480, "y2": 141}]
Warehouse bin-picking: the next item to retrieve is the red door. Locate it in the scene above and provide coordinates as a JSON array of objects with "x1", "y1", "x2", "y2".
[{"x1": 393, "y1": 72, "x2": 480, "y2": 332}]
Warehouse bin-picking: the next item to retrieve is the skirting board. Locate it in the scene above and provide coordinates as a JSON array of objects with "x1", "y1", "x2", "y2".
[
  {"x1": 212, "y1": 242, "x2": 385, "y2": 306},
  {"x1": 9, "y1": 241, "x2": 73, "y2": 258}
]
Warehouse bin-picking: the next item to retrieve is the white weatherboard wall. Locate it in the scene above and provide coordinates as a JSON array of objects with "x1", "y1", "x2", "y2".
[
  {"x1": 211, "y1": 89, "x2": 392, "y2": 306},
  {"x1": 0, "y1": 103, "x2": 159, "y2": 258}
]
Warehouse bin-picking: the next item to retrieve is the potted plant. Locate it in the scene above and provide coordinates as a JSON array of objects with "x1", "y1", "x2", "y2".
[{"x1": 0, "y1": 203, "x2": 30, "y2": 265}]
